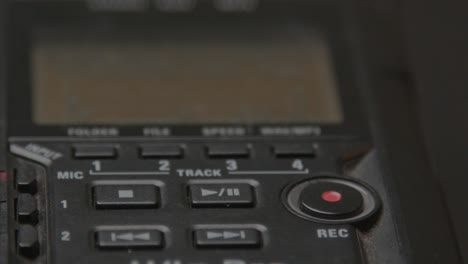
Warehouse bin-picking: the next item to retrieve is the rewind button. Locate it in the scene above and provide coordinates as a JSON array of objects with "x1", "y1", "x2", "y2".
[
  {"x1": 96, "y1": 229, "x2": 164, "y2": 249},
  {"x1": 194, "y1": 227, "x2": 262, "y2": 248}
]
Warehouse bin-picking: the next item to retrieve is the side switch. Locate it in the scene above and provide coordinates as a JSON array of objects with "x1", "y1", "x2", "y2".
[
  {"x1": 17, "y1": 225, "x2": 40, "y2": 259},
  {"x1": 17, "y1": 194, "x2": 38, "y2": 224},
  {"x1": 16, "y1": 167, "x2": 37, "y2": 194}
]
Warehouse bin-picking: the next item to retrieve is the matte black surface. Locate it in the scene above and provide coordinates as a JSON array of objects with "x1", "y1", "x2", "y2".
[
  {"x1": 403, "y1": 0, "x2": 468, "y2": 261},
  {"x1": 352, "y1": 0, "x2": 462, "y2": 262}
]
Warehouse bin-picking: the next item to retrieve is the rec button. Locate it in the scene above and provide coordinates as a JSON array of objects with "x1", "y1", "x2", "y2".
[
  {"x1": 285, "y1": 177, "x2": 381, "y2": 224},
  {"x1": 299, "y1": 182, "x2": 363, "y2": 219}
]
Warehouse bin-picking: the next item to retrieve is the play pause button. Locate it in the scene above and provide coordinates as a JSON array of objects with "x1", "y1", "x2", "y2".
[
  {"x1": 96, "y1": 229, "x2": 164, "y2": 249},
  {"x1": 194, "y1": 227, "x2": 262, "y2": 248},
  {"x1": 189, "y1": 183, "x2": 255, "y2": 208}
]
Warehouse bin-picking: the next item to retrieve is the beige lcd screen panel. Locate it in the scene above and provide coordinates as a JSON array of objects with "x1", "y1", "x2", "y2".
[{"x1": 32, "y1": 21, "x2": 343, "y2": 124}]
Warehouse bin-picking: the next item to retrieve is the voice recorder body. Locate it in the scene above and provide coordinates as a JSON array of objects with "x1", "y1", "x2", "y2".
[{"x1": 0, "y1": 0, "x2": 458, "y2": 264}]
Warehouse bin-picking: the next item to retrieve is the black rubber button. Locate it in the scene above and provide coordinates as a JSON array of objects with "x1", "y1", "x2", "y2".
[
  {"x1": 273, "y1": 144, "x2": 316, "y2": 158},
  {"x1": 94, "y1": 185, "x2": 160, "y2": 209},
  {"x1": 16, "y1": 166, "x2": 37, "y2": 194},
  {"x1": 140, "y1": 144, "x2": 183, "y2": 158},
  {"x1": 189, "y1": 183, "x2": 255, "y2": 208},
  {"x1": 73, "y1": 145, "x2": 117, "y2": 159},
  {"x1": 299, "y1": 182, "x2": 363, "y2": 219},
  {"x1": 194, "y1": 227, "x2": 261, "y2": 248},
  {"x1": 207, "y1": 144, "x2": 250, "y2": 158},
  {"x1": 17, "y1": 194, "x2": 38, "y2": 224},
  {"x1": 96, "y1": 229, "x2": 164, "y2": 249},
  {"x1": 17, "y1": 225, "x2": 40, "y2": 258}
]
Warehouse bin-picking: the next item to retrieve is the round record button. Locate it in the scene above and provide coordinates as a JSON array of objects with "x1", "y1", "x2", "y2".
[
  {"x1": 299, "y1": 182, "x2": 364, "y2": 219},
  {"x1": 284, "y1": 176, "x2": 381, "y2": 224},
  {"x1": 321, "y1": 190, "x2": 342, "y2": 202}
]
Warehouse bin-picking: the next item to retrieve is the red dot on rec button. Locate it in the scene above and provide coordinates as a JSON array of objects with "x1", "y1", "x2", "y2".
[{"x1": 321, "y1": 190, "x2": 342, "y2": 203}]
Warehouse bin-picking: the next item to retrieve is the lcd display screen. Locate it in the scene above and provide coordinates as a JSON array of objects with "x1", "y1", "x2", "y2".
[{"x1": 32, "y1": 19, "x2": 343, "y2": 124}]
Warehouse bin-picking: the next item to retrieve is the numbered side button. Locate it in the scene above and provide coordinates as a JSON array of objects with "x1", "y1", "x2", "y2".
[
  {"x1": 17, "y1": 194, "x2": 38, "y2": 224},
  {"x1": 96, "y1": 229, "x2": 164, "y2": 249},
  {"x1": 194, "y1": 227, "x2": 262, "y2": 248},
  {"x1": 189, "y1": 183, "x2": 255, "y2": 208},
  {"x1": 16, "y1": 166, "x2": 37, "y2": 194},
  {"x1": 17, "y1": 225, "x2": 40, "y2": 258},
  {"x1": 93, "y1": 185, "x2": 160, "y2": 209}
]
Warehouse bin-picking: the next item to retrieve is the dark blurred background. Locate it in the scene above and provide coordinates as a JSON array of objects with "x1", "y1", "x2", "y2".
[{"x1": 368, "y1": 0, "x2": 468, "y2": 260}]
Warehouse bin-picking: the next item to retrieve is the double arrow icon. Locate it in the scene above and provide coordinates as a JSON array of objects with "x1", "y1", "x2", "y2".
[
  {"x1": 111, "y1": 232, "x2": 151, "y2": 242},
  {"x1": 206, "y1": 231, "x2": 246, "y2": 240}
]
